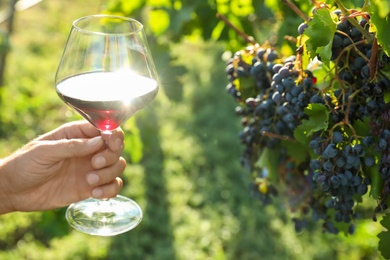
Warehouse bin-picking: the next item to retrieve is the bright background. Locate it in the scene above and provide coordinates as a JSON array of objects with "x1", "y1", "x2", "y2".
[{"x1": 0, "y1": 0, "x2": 385, "y2": 259}]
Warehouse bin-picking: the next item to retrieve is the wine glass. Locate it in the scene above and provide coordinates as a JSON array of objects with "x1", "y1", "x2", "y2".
[{"x1": 55, "y1": 14, "x2": 159, "y2": 236}]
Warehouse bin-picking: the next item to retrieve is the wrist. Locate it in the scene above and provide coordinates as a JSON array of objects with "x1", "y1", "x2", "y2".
[{"x1": 0, "y1": 158, "x2": 16, "y2": 214}]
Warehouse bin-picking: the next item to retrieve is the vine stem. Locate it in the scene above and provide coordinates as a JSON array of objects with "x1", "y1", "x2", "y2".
[
  {"x1": 334, "y1": 0, "x2": 374, "y2": 43},
  {"x1": 344, "y1": 89, "x2": 361, "y2": 137},
  {"x1": 329, "y1": 121, "x2": 358, "y2": 140},
  {"x1": 216, "y1": 13, "x2": 256, "y2": 44},
  {"x1": 281, "y1": 0, "x2": 310, "y2": 22},
  {"x1": 370, "y1": 37, "x2": 379, "y2": 80},
  {"x1": 261, "y1": 131, "x2": 296, "y2": 142}
]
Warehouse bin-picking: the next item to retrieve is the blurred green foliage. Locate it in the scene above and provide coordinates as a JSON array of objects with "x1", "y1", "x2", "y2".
[{"x1": 0, "y1": 0, "x2": 386, "y2": 259}]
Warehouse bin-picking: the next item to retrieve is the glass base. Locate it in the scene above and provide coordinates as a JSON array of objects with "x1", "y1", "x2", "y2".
[{"x1": 66, "y1": 195, "x2": 142, "y2": 236}]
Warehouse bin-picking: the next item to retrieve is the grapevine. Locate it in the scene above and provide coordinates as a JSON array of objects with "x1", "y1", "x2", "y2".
[{"x1": 221, "y1": 0, "x2": 390, "y2": 257}]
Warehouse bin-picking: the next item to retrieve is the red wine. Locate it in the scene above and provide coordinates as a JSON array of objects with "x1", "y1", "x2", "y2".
[{"x1": 56, "y1": 71, "x2": 158, "y2": 131}]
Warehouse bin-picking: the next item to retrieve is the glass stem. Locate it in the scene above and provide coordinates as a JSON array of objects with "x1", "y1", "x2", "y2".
[
  {"x1": 101, "y1": 130, "x2": 113, "y2": 146},
  {"x1": 100, "y1": 130, "x2": 113, "y2": 201}
]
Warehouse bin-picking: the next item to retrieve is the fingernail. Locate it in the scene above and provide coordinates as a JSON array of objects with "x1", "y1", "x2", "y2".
[
  {"x1": 93, "y1": 155, "x2": 106, "y2": 168},
  {"x1": 87, "y1": 136, "x2": 102, "y2": 147},
  {"x1": 92, "y1": 188, "x2": 103, "y2": 198},
  {"x1": 86, "y1": 173, "x2": 99, "y2": 185},
  {"x1": 115, "y1": 138, "x2": 122, "y2": 151}
]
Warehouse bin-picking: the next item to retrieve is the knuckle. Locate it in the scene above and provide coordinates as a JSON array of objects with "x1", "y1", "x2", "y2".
[{"x1": 66, "y1": 139, "x2": 81, "y2": 150}]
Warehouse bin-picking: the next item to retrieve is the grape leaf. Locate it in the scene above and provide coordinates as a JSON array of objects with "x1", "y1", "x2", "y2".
[
  {"x1": 256, "y1": 148, "x2": 279, "y2": 184},
  {"x1": 369, "y1": 163, "x2": 383, "y2": 199},
  {"x1": 370, "y1": 0, "x2": 390, "y2": 20},
  {"x1": 384, "y1": 90, "x2": 390, "y2": 104},
  {"x1": 353, "y1": 116, "x2": 370, "y2": 136},
  {"x1": 304, "y1": 8, "x2": 336, "y2": 66},
  {"x1": 237, "y1": 77, "x2": 257, "y2": 100},
  {"x1": 378, "y1": 214, "x2": 390, "y2": 259},
  {"x1": 294, "y1": 103, "x2": 329, "y2": 145},
  {"x1": 369, "y1": 1, "x2": 390, "y2": 56},
  {"x1": 281, "y1": 140, "x2": 308, "y2": 165}
]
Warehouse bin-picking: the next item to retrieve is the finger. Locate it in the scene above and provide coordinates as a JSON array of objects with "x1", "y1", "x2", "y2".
[
  {"x1": 91, "y1": 177, "x2": 123, "y2": 199},
  {"x1": 34, "y1": 136, "x2": 104, "y2": 160},
  {"x1": 87, "y1": 157, "x2": 126, "y2": 185},
  {"x1": 39, "y1": 121, "x2": 100, "y2": 141},
  {"x1": 102, "y1": 128, "x2": 125, "y2": 152},
  {"x1": 91, "y1": 146, "x2": 124, "y2": 169}
]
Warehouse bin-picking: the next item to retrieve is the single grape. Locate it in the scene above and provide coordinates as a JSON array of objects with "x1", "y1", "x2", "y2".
[
  {"x1": 310, "y1": 159, "x2": 322, "y2": 171},
  {"x1": 350, "y1": 27, "x2": 362, "y2": 39},
  {"x1": 336, "y1": 156, "x2": 346, "y2": 167},
  {"x1": 379, "y1": 138, "x2": 388, "y2": 150},
  {"x1": 256, "y1": 48, "x2": 266, "y2": 60},
  {"x1": 323, "y1": 160, "x2": 334, "y2": 172},
  {"x1": 272, "y1": 92, "x2": 282, "y2": 103},
  {"x1": 282, "y1": 113, "x2": 295, "y2": 122},
  {"x1": 323, "y1": 143, "x2": 338, "y2": 159},
  {"x1": 352, "y1": 144, "x2": 363, "y2": 156},
  {"x1": 332, "y1": 131, "x2": 344, "y2": 143},
  {"x1": 272, "y1": 63, "x2": 283, "y2": 73},
  {"x1": 330, "y1": 175, "x2": 340, "y2": 189},
  {"x1": 298, "y1": 22, "x2": 308, "y2": 35},
  {"x1": 282, "y1": 77, "x2": 295, "y2": 90},
  {"x1": 309, "y1": 138, "x2": 320, "y2": 150},
  {"x1": 267, "y1": 51, "x2": 278, "y2": 62},
  {"x1": 333, "y1": 34, "x2": 343, "y2": 49},
  {"x1": 353, "y1": 56, "x2": 366, "y2": 69},
  {"x1": 272, "y1": 73, "x2": 282, "y2": 84},
  {"x1": 278, "y1": 67, "x2": 290, "y2": 78},
  {"x1": 360, "y1": 65, "x2": 370, "y2": 79}
]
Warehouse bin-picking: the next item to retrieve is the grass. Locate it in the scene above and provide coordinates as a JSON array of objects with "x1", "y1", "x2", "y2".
[{"x1": 0, "y1": 1, "x2": 385, "y2": 259}]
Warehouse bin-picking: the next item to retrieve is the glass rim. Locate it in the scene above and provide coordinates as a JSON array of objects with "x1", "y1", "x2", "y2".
[{"x1": 72, "y1": 14, "x2": 143, "y2": 36}]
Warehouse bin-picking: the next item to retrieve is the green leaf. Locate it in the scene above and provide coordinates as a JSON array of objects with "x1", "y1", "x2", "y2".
[
  {"x1": 294, "y1": 103, "x2": 329, "y2": 144},
  {"x1": 380, "y1": 63, "x2": 390, "y2": 81},
  {"x1": 384, "y1": 90, "x2": 390, "y2": 104},
  {"x1": 211, "y1": 20, "x2": 226, "y2": 40},
  {"x1": 371, "y1": 0, "x2": 390, "y2": 19},
  {"x1": 256, "y1": 148, "x2": 280, "y2": 184},
  {"x1": 369, "y1": 2, "x2": 390, "y2": 56},
  {"x1": 237, "y1": 77, "x2": 257, "y2": 100},
  {"x1": 304, "y1": 8, "x2": 336, "y2": 66},
  {"x1": 369, "y1": 163, "x2": 382, "y2": 199},
  {"x1": 169, "y1": 5, "x2": 196, "y2": 34},
  {"x1": 281, "y1": 140, "x2": 309, "y2": 165},
  {"x1": 149, "y1": 9, "x2": 170, "y2": 36},
  {"x1": 353, "y1": 116, "x2": 370, "y2": 136},
  {"x1": 378, "y1": 214, "x2": 390, "y2": 259}
]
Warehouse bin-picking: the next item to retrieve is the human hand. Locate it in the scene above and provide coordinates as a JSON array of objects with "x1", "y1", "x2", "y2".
[{"x1": 0, "y1": 121, "x2": 126, "y2": 214}]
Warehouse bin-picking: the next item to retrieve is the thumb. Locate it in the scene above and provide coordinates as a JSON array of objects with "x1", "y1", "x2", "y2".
[{"x1": 40, "y1": 136, "x2": 104, "y2": 159}]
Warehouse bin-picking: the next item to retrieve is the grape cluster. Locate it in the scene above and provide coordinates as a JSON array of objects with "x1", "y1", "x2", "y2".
[
  {"x1": 309, "y1": 135, "x2": 370, "y2": 232},
  {"x1": 224, "y1": 5, "x2": 390, "y2": 235},
  {"x1": 226, "y1": 45, "x2": 320, "y2": 168},
  {"x1": 329, "y1": 12, "x2": 390, "y2": 222},
  {"x1": 364, "y1": 78, "x2": 390, "y2": 218},
  {"x1": 225, "y1": 44, "x2": 321, "y2": 208}
]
